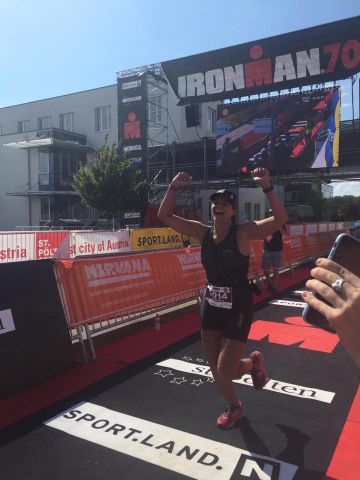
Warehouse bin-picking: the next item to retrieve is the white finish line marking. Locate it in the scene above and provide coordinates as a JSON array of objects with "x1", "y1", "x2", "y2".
[
  {"x1": 45, "y1": 402, "x2": 298, "y2": 480},
  {"x1": 270, "y1": 299, "x2": 307, "y2": 308},
  {"x1": 156, "y1": 359, "x2": 335, "y2": 404}
]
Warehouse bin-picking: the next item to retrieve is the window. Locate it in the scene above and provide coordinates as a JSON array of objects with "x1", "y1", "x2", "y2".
[
  {"x1": 40, "y1": 198, "x2": 50, "y2": 221},
  {"x1": 207, "y1": 108, "x2": 216, "y2": 133},
  {"x1": 149, "y1": 96, "x2": 162, "y2": 124},
  {"x1": 245, "y1": 202, "x2": 252, "y2": 221},
  {"x1": 38, "y1": 116, "x2": 51, "y2": 129},
  {"x1": 18, "y1": 120, "x2": 30, "y2": 133},
  {"x1": 39, "y1": 150, "x2": 50, "y2": 185},
  {"x1": 254, "y1": 203, "x2": 260, "y2": 220},
  {"x1": 59, "y1": 112, "x2": 73, "y2": 131},
  {"x1": 60, "y1": 151, "x2": 80, "y2": 185},
  {"x1": 52, "y1": 197, "x2": 71, "y2": 220},
  {"x1": 95, "y1": 106, "x2": 111, "y2": 132},
  {"x1": 290, "y1": 191, "x2": 299, "y2": 202}
]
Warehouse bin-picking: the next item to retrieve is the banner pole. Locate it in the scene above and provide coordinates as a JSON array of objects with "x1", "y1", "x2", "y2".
[
  {"x1": 84, "y1": 323, "x2": 96, "y2": 360},
  {"x1": 203, "y1": 136, "x2": 207, "y2": 187}
]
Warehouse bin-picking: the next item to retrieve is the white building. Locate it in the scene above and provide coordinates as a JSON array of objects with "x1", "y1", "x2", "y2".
[
  {"x1": 0, "y1": 85, "x2": 118, "y2": 230},
  {"x1": 0, "y1": 67, "x2": 277, "y2": 230}
]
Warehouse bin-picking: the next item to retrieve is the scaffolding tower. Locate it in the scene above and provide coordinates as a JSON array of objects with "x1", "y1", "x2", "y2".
[{"x1": 117, "y1": 63, "x2": 169, "y2": 178}]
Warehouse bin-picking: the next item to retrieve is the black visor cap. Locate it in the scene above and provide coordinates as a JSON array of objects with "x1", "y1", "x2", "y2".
[{"x1": 210, "y1": 189, "x2": 237, "y2": 205}]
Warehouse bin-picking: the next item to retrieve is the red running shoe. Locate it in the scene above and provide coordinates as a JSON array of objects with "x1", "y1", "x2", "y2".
[
  {"x1": 250, "y1": 351, "x2": 269, "y2": 390},
  {"x1": 216, "y1": 402, "x2": 243, "y2": 429}
]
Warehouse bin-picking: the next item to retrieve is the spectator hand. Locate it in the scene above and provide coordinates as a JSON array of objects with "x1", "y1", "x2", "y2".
[
  {"x1": 251, "y1": 168, "x2": 271, "y2": 189},
  {"x1": 302, "y1": 258, "x2": 360, "y2": 366}
]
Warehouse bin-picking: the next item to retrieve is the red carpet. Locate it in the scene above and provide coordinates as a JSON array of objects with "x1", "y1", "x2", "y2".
[{"x1": 325, "y1": 387, "x2": 360, "y2": 480}]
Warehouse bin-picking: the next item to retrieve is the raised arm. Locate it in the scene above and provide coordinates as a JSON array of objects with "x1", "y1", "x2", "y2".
[
  {"x1": 244, "y1": 168, "x2": 288, "y2": 241},
  {"x1": 157, "y1": 172, "x2": 209, "y2": 241}
]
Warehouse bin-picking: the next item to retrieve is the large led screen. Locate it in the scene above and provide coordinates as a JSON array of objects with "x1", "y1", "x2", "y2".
[{"x1": 216, "y1": 87, "x2": 340, "y2": 175}]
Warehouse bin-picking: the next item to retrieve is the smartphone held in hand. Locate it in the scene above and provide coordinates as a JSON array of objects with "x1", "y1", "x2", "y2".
[{"x1": 302, "y1": 233, "x2": 360, "y2": 332}]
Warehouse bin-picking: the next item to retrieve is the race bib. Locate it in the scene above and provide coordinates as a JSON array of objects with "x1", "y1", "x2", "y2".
[{"x1": 205, "y1": 285, "x2": 232, "y2": 309}]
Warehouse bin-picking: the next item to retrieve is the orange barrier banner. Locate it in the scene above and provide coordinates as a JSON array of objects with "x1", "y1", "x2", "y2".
[
  {"x1": 55, "y1": 240, "x2": 266, "y2": 327},
  {"x1": 283, "y1": 235, "x2": 307, "y2": 267},
  {"x1": 55, "y1": 247, "x2": 206, "y2": 327},
  {"x1": 304, "y1": 234, "x2": 321, "y2": 258},
  {"x1": 286, "y1": 224, "x2": 304, "y2": 236},
  {"x1": 305, "y1": 232, "x2": 337, "y2": 257},
  {"x1": 316, "y1": 232, "x2": 334, "y2": 254},
  {"x1": 286, "y1": 222, "x2": 347, "y2": 236},
  {"x1": 54, "y1": 230, "x2": 347, "y2": 328},
  {"x1": 248, "y1": 240, "x2": 264, "y2": 279},
  {"x1": 305, "y1": 224, "x2": 318, "y2": 234},
  {"x1": 319, "y1": 223, "x2": 328, "y2": 232},
  {"x1": 283, "y1": 231, "x2": 345, "y2": 268}
]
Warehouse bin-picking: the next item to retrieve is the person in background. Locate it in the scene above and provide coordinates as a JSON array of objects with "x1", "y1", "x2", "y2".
[
  {"x1": 261, "y1": 209, "x2": 286, "y2": 293},
  {"x1": 302, "y1": 257, "x2": 360, "y2": 367},
  {"x1": 158, "y1": 168, "x2": 288, "y2": 429}
]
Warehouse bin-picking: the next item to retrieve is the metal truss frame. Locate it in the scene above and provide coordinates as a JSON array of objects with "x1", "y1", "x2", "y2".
[{"x1": 117, "y1": 63, "x2": 169, "y2": 178}]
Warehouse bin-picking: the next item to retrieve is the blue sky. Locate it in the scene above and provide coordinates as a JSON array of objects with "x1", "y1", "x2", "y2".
[{"x1": 1, "y1": 0, "x2": 359, "y2": 194}]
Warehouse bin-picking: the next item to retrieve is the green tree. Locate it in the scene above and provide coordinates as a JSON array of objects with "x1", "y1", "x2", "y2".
[
  {"x1": 321, "y1": 196, "x2": 360, "y2": 222},
  {"x1": 307, "y1": 184, "x2": 324, "y2": 221},
  {"x1": 73, "y1": 138, "x2": 150, "y2": 228}
]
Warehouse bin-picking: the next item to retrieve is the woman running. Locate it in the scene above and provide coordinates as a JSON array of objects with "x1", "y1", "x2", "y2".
[{"x1": 158, "y1": 168, "x2": 288, "y2": 429}]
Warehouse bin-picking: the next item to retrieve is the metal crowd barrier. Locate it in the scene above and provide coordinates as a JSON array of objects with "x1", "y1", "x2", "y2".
[{"x1": 54, "y1": 229, "x2": 347, "y2": 362}]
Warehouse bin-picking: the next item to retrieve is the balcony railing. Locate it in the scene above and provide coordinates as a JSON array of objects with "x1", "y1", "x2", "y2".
[
  {"x1": 36, "y1": 127, "x2": 87, "y2": 144},
  {"x1": 149, "y1": 149, "x2": 360, "y2": 188}
]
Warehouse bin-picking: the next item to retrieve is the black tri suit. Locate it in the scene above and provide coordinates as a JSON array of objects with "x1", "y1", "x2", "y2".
[{"x1": 200, "y1": 224, "x2": 253, "y2": 342}]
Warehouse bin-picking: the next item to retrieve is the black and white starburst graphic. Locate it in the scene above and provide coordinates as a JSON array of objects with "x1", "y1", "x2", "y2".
[
  {"x1": 154, "y1": 355, "x2": 214, "y2": 388},
  {"x1": 154, "y1": 369, "x2": 174, "y2": 378},
  {"x1": 170, "y1": 377, "x2": 187, "y2": 385},
  {"x1": 191, "y1": 379, "x2": 204, "y2": 387},
  {"x1": 182, "y1": 356, "x2": 193, "y2": 362}
]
